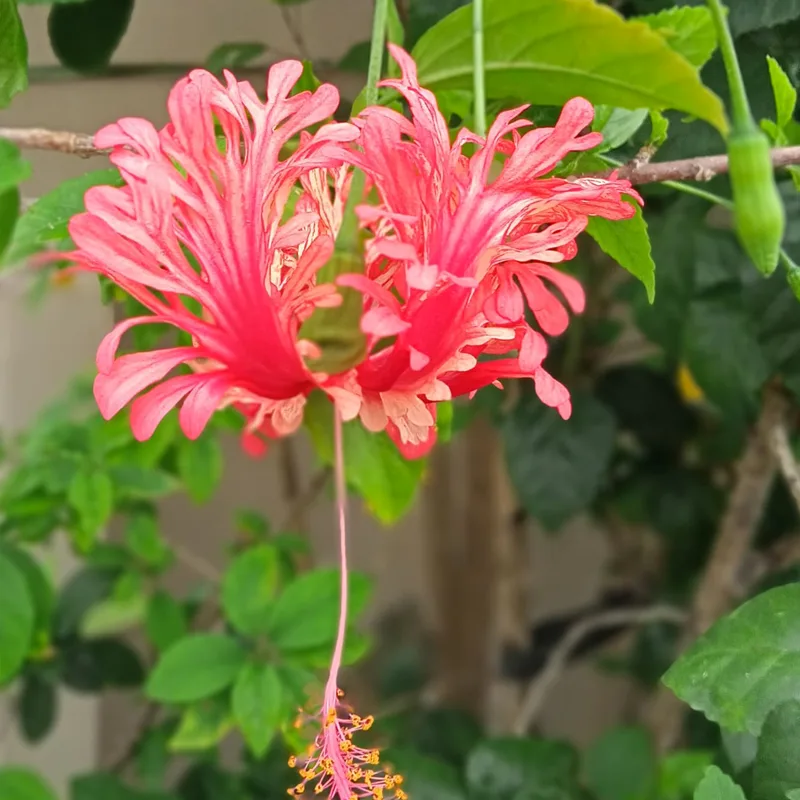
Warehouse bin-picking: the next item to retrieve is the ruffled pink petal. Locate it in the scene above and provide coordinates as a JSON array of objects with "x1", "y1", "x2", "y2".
[
  {"x1": 129, "y1": 374, "x2": 199, "y2": 441},
  {"x1": 94, "y1": 347, "x2": 200, "y2": 420},
  {"x1": 533, "y1": 368, "x2": 572, "y2": 419},
  {"x1": 179, "y1": 373, "x2": 232, "y2": 439}
]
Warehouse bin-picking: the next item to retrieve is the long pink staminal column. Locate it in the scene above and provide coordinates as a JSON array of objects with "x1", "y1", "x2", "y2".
[
  {"x1": 68, "y1": 62, "x2": 360, "y2": 454},
  {"x1": 288, "y1": 409, "x2": 406, "y2": 800},
  {"x1": 333, "y1": 45, "x2": 642, "y2": 458}
]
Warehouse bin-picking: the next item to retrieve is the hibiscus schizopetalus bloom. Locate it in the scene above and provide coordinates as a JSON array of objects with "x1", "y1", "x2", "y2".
[
  {"x1": 329, "y1": 45, "x2": 642, "y2": 457},
  {"x1": 68, "y1": 62, "x2": 360, "y2": 454}
]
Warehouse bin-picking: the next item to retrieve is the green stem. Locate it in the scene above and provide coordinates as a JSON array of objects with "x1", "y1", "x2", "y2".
[
  {"x1": 472, "y1": 0, "x2": 487, "y2": 137},
  {"x1": 706, "y1": 0, "x2": 752, "y2": 129},
  {"x1": 365, "y1": 0, "x2": 390, "y2": 108}
]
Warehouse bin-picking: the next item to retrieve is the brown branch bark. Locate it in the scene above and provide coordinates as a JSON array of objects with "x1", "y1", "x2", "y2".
[
  {"x1": 0, "y1": 127, "x2": 107, "y2": 158},
  {"x1": 3, "y1": 122, "x2": 800, "y2": 187},
  {"x1": 646, "y1": 385, "x2": 789, "y2": 753},
  {"x1": 514, "y1": 604, "x2": 686, "y2": 735}
]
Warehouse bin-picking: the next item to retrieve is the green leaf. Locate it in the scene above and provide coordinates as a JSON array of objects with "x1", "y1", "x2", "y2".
[
  {"x1": 683, "y1": 290, "x2": 769, "y2": 422},
  {"x1": 267, "y1": 568, "x2": 371, "y2": 652},
  {"x1": 48, "y1": 0, "x2": 134, "y2": 73},
  {"x1": 168, "y1": 699, "x2": 234, "y2": 753},
  {"x1": 753, "y1": 700, "x2": 800, "y2": 800},
  {"x1": 124, "y1": 514, "x2": 171, "y2": 569},
  {"x1": 663, "y1": 584, "x2": 800, "y2": 735},
  {"x1": 18, "y1": 670, "x2": 57, "y2": 743},
  {"x1": 0, "y1": 187, "x2": 19, "y2": 260},
  {"x1": 694, "y1": 767, "x2": 747, "y2": 800},
  {"x1": 54, "y1": 566, "x2": 117, "y2": 638},
  {"x1": 584, "y1": 726, "x2": 657, "y2": 800},
  {"x1": 0, "y1": 0, "x2": 28, "y2": 108},
  {"x1": 68, "y1": 467, "x2": 114, "y2": 544},
  {"x1": 465, "y1": 737, "x2": 581, "y2": 800},
  {"x1": 108, "y1": 464, "x2": 178, "y2": 498},
  {"x1": 304, "y1": 392, "x2": 425, "y2": 524},
  {"x1": 221, "y1": 544, "x2": 280, "y2": 636},
  {"x1": 412, "y1": 0, "x2": 727, "y2": 133},
  {"x1": 587, "y1": 201, "x2": 656, "y2": 302},
  {"x1": 503, "y1": 391, "x2": 616, "y2": 531},
  {"x1": 204, "y1": 42, "x2": 265, "y2": 73},
  {"x1": 80, "y1": 590, "x2": 147, "y2": 638},
  {"x1": 593, "y1": 107, "x2": 650, "y2": 151},
  {"x1": 383, "y1": 749, "x2": 466, "y2": 800},
  {"x1": 0, "y1": 543, "x2": 55, "y2": 638},
  {"x1": 2, "y1": 169, "x2": 122, "y2": 267},
  {"x1": 407, "y1": 0, "x2": 469, "y2": 49},
  {"x1": 0, "y1": 768, "x2": 57, "y2": 800},
  {"x1": 722, "y1": 730, "x2": 758, "y2": 775},
  {"x1": 232, "y1": 663, "x2": 283, "y2": 757},
  {"x1": 146, "y1": 634, "x2": 247, "y2": 703},
  {"x1": 0, "y1": 551, "x2": 34, "y2": 683},
  {"x1": 637, "y1": 7, "x2": 717, "y2": 69},
  {"x1": 766, "y1": 56, "x2": 797, "y2": 132},
  {"x1": 659, "y1": 751, "x2": 716, "y2": 800},
  {"x1": 725, "y1": 0, "x2": 800, "y2": 35},
  {"x1": 649, "y1": 110, "x2": 670, "y2": 147},
  {"x1": 176, "y1": 434, "x2": 223, "y2": 504},
  {"x1": 145, "y1": 590, "x2": 188, "y2": 652},
  {"x1": 0, "y1": 141, "x2": 32, "y2": 194}
]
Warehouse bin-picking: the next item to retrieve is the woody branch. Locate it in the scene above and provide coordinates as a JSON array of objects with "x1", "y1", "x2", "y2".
[{"x1": 3, "y1": 126, "x2": 800, "y2": 185}]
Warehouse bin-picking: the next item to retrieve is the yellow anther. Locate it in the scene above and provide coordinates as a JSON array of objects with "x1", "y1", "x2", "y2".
[
  {"x1": 362, "y1": 715, "x2": 374, "y2": 730},
  {"x1": 386, "y1": 776, "x2": 395, "y2": 789},
  {"x1": 314, "y1": 784, "x2": 324, "y2": 795},
  {"x1": 366, "y1": 750, "x2": 380, "y2": 765},
  {"x1": 288, "y1": 756, "x2": 297, "y2": 768},
  {"x1": 350, "y1": 714, "x2": 362, "y2": 726},
  {"x1": 339, "y1": 740, "x2": 352, "y2": 753},
  {"x1": 393, "y1": 775, "x2": 404, "y2": 786},
  {"x1": 294, "y1": 785, "x2": 305, "y2": 795},
  {"x1": 372, "y1": 788, "x2": 384, "y2": 800},
  {"x1": 365, "y1": 770, "x2": 375, "y2": 787},
  {"x1": 396, "y1": 790, "x2": 408, "y2": 800},
  {"x1": 325, "y1": 709, "x2": 337, "y2": 725}
]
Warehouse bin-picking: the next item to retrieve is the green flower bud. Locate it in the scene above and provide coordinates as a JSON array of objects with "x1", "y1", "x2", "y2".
[{"x1": 728, "y1": 128, "x2": 785, "y2": 276}]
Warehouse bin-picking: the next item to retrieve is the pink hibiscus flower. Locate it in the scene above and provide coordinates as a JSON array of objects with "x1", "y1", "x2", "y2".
[
  {"x1": 332, "y1": 45, "x2": 641, "y2": 458},
  {"x1": 68, "y1": 61, "x2": 359, "y2": 453}
]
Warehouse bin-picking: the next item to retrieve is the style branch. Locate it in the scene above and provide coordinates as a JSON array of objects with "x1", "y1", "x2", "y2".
[{"x1": 3, "y1": 125, "x2": 800, "y2": 186}]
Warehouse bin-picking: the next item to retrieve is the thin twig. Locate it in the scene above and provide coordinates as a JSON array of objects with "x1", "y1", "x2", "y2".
[
  {"x1": 611, "y1": 146, "x2": 800, "y2": 184},
  {"x1": 645, "y1": 385, "x2": 789, "y2": 753},
  {"x1": 171, "y1": 541, "x2": 221, "y2": 582},
  {"x1": 280, "y1": 5, "x2": 311, "y2": 61},
  {"x1": 513, "y1": 605, "x2": 686, "y2": 736},
  {"x1": 3, "y1": 121, "x2": 800, "y2": 187},
  {"x1": 0, "y1": 127, "x2": 106, "y2": 158},
  {"x1": 278, "y1": 466, "x2": 331, "y2": 532},
  {"x1": 769, "y1": 416, "x2": 800, "y2": 510}
]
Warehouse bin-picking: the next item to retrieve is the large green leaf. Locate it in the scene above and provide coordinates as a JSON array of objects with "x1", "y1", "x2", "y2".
[
  {"x1": 753, "y1": 700, "x2": 800, "y2": 800},
  {"x1": 0, "y1": 542, "x2": 54, "y2": 639},
  {"x1": 176, "y1": 434, "x2": 223, "y2": 504},
  {"x1": 0, "y1": 551, "x2": 35, "y2": 683},
  {"x1": 232, "y1": 663, "x2": 284, "y2": 757},
  {"x1": 663, "y1": 584, "x2": 800, "y2": 734},
  {"x1": 503, "y1": 391, "x2": 616, "y2": 531},
  {"x1": 0, "y1": 141, "x2": 32, "y2": 194},
  {"x1": 383, "y1": 749, "x2": 466, "y2": 800},
  {"x1": 683, "y1": 290, "x2": 769, "y2": 422},
  {"x1": 412, "y1": 0, "x2": 727, "y2": 133},
  {"x1": 267, "y1": 568, "x2": 371, "y2": 652},
  {"x1": 2, "y1": 169, "x2": 122, "y2": 268},
  {"x1": 168, "y1": 699, "x2": 234, "y2": 753},
  {"x1": 146, "y1": 634, "x2": 247, "y2": 703},
  {"x1": 726, "y1": 0, "x2": 800, "y2": 35},
  {"x1": 0, "y1": 0, "x2": 27, "y2": 108},
  {"x1": 0, "y1": 768, "x2": 58, "y2": 800},
  {"x1": 204, "y1": 42, "x2": 265, "y2": 74},
  {"x1": 637, "y1": 7, "x2": 717, "y2": 69},
  {"x1": 587, "y1": 202, "x2": 656, "y2": 303},
  {"x1": 0, "y1": 188, "x2": 19, "y2": 259},
  {"x1": 304, "y1": 392, "x2": 425, "y2": 524},
  {"x1": 19, "y1": 669, "x2": 57, "y2": 743},
  {"x1": 694, "y1": 767, "x2": 747, "y2": 800},
  {"x1": 466, "y1": 738, "x2": 581, "y2": 800},
  {"x1": 221, "y1": 544, "x2": 280, "y2": 636},
  {"x1": 584, "y1": 727, "x2": 657, "y2": 800},
  {"x1": 48, "y1": 0, "x2": 134, "y2": 73},
  {"x1": 145, "y1": 591, "x2": 188, "y2": 652},
  {"x1": 68, "y1": 467, "x2": 114, "y2": 546}
]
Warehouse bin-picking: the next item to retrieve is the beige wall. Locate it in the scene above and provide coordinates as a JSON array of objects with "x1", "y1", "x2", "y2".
[{"x1": 0, "y1": 1, "x2": 629, "y2": 795}]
